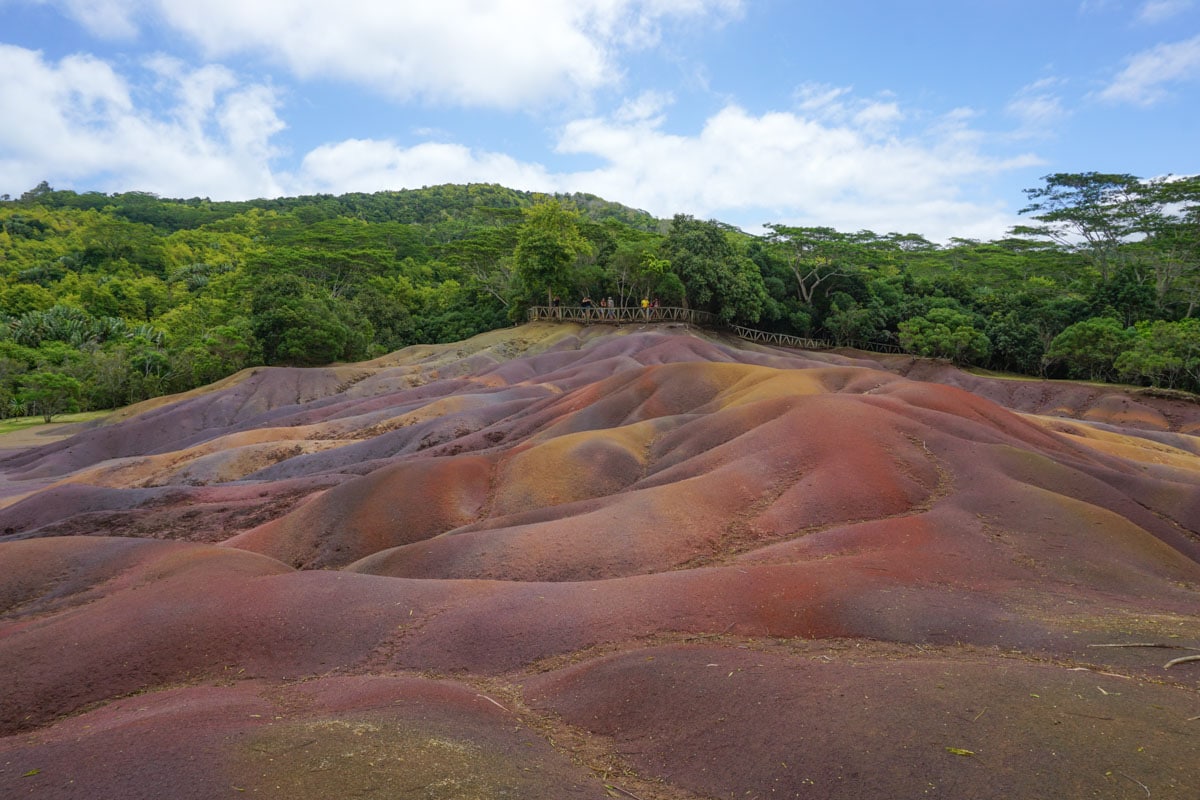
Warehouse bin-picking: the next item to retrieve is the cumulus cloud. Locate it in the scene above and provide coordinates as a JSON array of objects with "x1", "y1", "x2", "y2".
[
  {"x1": 552, "y1": 101, "x2": 1037, "y2": 240},
  {"x1": 0, "y1": 44, "x2": 285, "y2": 198},
  {"x1": 39, "y1": 0, "x2": 743, "y2": 110},
  {"x1": 1098, "y1": 33, "x2": 1200, "y2": 105},
  {"x1": 1, "y1": 43, "x2": 1036, "y2": 241},
  {"x1": 283, "y1": 92, "x2": 1035, "y2": 240},
  {"x1": 293, "y1": 139, "x2": 555, "y2": 196}
]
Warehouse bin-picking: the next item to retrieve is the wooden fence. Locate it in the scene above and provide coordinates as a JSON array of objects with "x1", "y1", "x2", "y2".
[
  {"x1": 527, "y1": 305, "x2": 906, "y2": 356},
  {"x1": 527, "y1": 305, "x2": 717, "y2": 326},
  {"x1": 728, "y1": 325, "x2": 906, "y2": 355}
]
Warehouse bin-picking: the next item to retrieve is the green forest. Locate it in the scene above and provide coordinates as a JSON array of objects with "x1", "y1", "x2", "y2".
[{"x1": 1, "y1": 172, "x2": 1198, "y2": 420}]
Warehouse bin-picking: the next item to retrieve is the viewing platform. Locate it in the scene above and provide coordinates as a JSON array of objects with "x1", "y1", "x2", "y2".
[
  {"x1": 526, "y1": 305, "x2": 906, "y2": 355},
  {"x1": 527, "y1": 305, "x2": 717, "y2": 326}
]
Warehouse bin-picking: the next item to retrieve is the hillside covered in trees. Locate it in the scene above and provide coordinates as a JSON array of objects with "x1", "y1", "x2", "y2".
[{"x1": 1, "y1": 173, "x2": 1198, "y2": 420}]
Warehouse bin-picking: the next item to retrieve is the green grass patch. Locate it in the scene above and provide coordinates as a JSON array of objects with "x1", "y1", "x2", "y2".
[{"x1": 0, "y1": 410, "x2": 109, "y2": 435}]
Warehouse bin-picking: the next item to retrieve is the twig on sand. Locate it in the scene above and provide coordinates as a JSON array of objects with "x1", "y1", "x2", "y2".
[
  {"x1": 475, "y1": 694, "x2": 508, "y2": 711},
  {"x1": 1083, "y1": 643, "x2": 1200, "y2": 669},
  {"x1": 1163, "y1": 654, "x2": 1200, "y2": 669},
  {"x1": 606, "y1": 784, "x2": 646, "y2": 800},
  {"x1": 1087, "y1": 643, "x2": 1199, "y2": 650},
  {"x1": 1116, "y1": 771, "x2": 1151, "y2": 797}
]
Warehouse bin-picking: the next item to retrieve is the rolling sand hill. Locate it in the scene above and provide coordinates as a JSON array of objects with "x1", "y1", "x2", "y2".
[{"x1": 1, "y1": 321, "x2": 1198, "y2": 799}]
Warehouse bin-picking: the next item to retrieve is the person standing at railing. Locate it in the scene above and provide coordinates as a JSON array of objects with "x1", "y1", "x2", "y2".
[
  {"x1": 581, "y1": 295, "x2": 593, "y2": 320},
  {"x1": 641, "y1": 296, "x2": 650, "y2": 320},
  {"x1": 606, "y1": 296, "x2": 615, "y2": 319}
]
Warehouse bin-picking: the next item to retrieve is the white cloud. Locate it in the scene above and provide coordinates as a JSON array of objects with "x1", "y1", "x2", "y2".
[
  {"x1": 614, "y1": 90, "x2": 675, "y2": 124},
  {"x1": 1, "y1": 45, "x2": 1036, "y2": 241},
  {"x1": 791, "y1": 83, "x2": 903, "y2": 139},
  {"x1": 552, "y1": 102, "x2": 1039, "y2": 241},
  {"x1": 283, "y1": 93, "x2": 1035, "y2": 241},
  {"x1": 293, "y1": 139, "x2": 555, "y2": 196},
  {"x1": 57, "y1": 0, "x2": 142, "y2": 38},
  {"x1": 1005, "y1": 77, "x2": 1069, "y2": 136},
  {"x1": 0, "y1": 45, "x2": 285, "y2": 198},
  {"x1": 1098, "y1": 33, "x2": 1200, "y2": 105},
  {"x1": 852, "y1": 101, "x2": 903, "y2": 138},
  {"x1": 41, "y1": 0, "x2": 743, "y2": 110},
  {"x1": 793, "y1": 82, "x2": 856, "y2": 118},
  {"x1": 1137, "y1": 0, "x2": 1194, "y2": 23}
]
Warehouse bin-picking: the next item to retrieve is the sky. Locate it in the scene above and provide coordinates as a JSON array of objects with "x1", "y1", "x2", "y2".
[{"x1": 1, "y1": 1, "x2": 1198, "y2": 242}]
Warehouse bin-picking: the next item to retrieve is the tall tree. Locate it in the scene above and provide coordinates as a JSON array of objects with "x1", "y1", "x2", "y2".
[
  {"x1": 661, "y1": 215, "x2": 767, "y2": 323},
  {"x1": 437, "y1": 226, "x2": 520, "y2": 307},
  {"x1": 1044, "y1": 316, "x2": 1134, "y2": 382},
  {"x1": 763, "y1": 225, "x2": 864, "y2": 306},
  {"x1": 513, "y1": 201, "x2": 592, "y2": 306},
  {"x1": 18, "y1": 371, "x2": 82, "y2": 422},
  {"x1": 1016, "y1": 172, "x2": 1145, "y2": 281},
  {"x1": 1134, "y1": 175, "x2": 1200, "y2": 316},
  {"x1": 249, "y1": 274, "x2": 361, "y2": 366}
]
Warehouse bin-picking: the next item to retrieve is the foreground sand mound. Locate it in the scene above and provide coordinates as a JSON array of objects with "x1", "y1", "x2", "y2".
[{"x1": 1, "y1": 322, "x2": 1198, "y2": 798}]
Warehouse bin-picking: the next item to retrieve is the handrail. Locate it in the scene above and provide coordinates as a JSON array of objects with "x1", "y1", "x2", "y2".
[
  {"x1": 527, "y1": 305, "x2": 717, "y2": 326},
  {"x1": 728, "y1": 325, "x2": 905, "y2": 355},
  {"x1": 526, "y1": 306, "x2": 904, "y2": 356}
]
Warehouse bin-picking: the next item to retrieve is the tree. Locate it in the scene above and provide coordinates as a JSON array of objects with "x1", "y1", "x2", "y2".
[
  {"x1": 0, "y1": 283, "x2": 55, "y2": 315},
  {"x1": 1134, "y1": 175, "x2": 1200, "y2": 316},
  {"x1": 513, "y1": 201, "x2": 592, "y2": 306},
  {"x1": 984, "y1": 311, "x2": 1044, "y2": 374},
  {"x1": 126, "y1": 334, "x2": 171, "y2": 399},
  {"x1": 1115, "y1": 318, "x2": 1200, "y2": 392},
  {"x1": 898, "y1": 308, "x2": 991, "y2": 364},
  {"x1": 661, "y1": 215, "x2": 767, "y2": 323},
  {"x1": 77, "y1": 214, "x2": 167, "y2": 275},
  {"x1": 167, "y1": 318, "x2": 256, "y2": 391},
  {"x1": 18, "y1": 371, "x2": 82, "y2": 422},
  {"x1": 437, "y1": 225, "x2": 520, "y2": 307},
  {"x1": 1043, "y1": 317, "x2": 1134, "y2": 382},
  {"x1": 1089, "y1": 265, "x2": 1157, "y2": 327},
  {"x1": 601, "y1": 224, "x2": 671, "y2": 307},
  {"x1": 1017, "y1": 172, "x2": 1146, "y2": 281},
  {"x1": 250, "y1": 274, "x2": 356, "y2": 366},
  {"x1": 823, "y1": 291, "x2": 883, "y2": 345},
  {"x1": 764, "y1": 225, "x2": 863, "y2": 306}
]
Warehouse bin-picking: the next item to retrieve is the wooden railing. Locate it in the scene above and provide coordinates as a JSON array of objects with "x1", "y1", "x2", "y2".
[
  {"x1": 527, "y1": 305, "x2": 717, "y2": 326},
  {"x1": 729, "y1": 325, "x2": 906, "y2": 355},
  {"x1": 526, "y1": 306, "x2": 905, "y2": 355}
]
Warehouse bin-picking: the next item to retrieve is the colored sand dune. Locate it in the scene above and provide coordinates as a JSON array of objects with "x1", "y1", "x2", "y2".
[{"x1": 1, "y1": 322, "x2": 1198, "y2": 799}]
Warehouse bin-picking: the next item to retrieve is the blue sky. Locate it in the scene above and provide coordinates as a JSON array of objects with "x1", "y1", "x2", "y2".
[{"x1": 1, "y1": 0, "x2": 1197, "y2": 241}]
